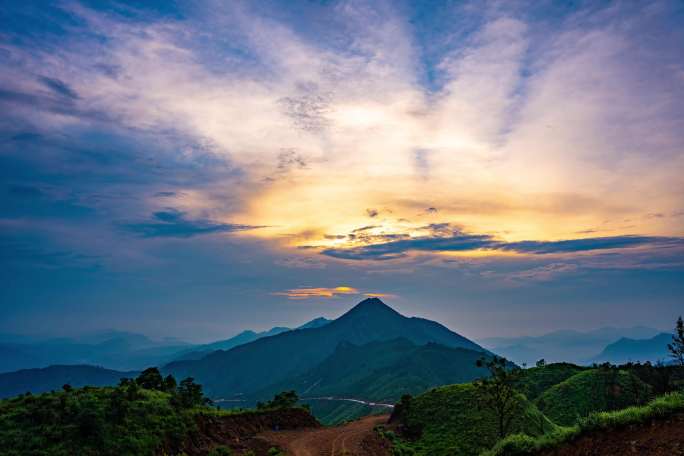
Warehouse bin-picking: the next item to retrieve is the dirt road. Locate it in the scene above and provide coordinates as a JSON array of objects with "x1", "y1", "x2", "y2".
[{"x1": 258, "y1": 414, "x2": 390, "y2": 456}]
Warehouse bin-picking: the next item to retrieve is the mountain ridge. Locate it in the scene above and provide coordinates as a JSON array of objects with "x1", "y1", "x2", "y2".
[{"x1": 164, "y1": 298, "x2": 486, "y2": 398}]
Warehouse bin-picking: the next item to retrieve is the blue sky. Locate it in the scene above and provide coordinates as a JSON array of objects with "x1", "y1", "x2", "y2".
[{"x1": 1, "y1": 0, "x2": 683, "y2": 342}]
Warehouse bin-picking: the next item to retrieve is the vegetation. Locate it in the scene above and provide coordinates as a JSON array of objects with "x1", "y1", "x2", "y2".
[
  {"x1": 257, "y1": 390, "x2": 299, "y2": 410},
  {"x1": 534, "y1": 367, "x2": 652, "y2": 426},
  {"x1": 474, "y1": 356, "x2": 523, "y2": 438},
  {"x1": 0, "y1": 385, "x2": 194, "y2": 455},
  {"x1": 482, "y1": 392, "x2": 684, "y2": 456},
  {"x1": 668, "y1": 316, "x2": 684, "y2": 366},
  {"x1": 261, "y1": 338, "x2": 491, "y2": 424},
  {"x1": 515, "y1": 362, "x2": 586, "y2": 401},
  {"x1": 0, "y1": 369, "x2": 220, "y2": 456},
  {"x1": 392, "y1": 383, "x2": 555, "y2": 456}
]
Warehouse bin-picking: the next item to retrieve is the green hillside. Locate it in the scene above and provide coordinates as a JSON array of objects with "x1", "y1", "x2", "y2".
[
  {"x1": 0, "y1": 373, "x2": 316, "y2": 456},
  {"x1": 397, "y1": 383, "x2": 556, "y2": 456},
  {"x1": 534, "y1": 368, "x2": 653, "y2": 426},
  {"x1": 484, "y1": 392, "x2": 684, "y2": 456},
  {"x1": 0, "y1": 386, "x2": 197, "y2": 455},
  {"x1": 516, "y1": 362, "x2": 586, "y2": 401},
  {"x1": 272, "y1": 339, "x2": 489, "y2": 401},
  {"x1": 259, "y1": 338, "x2": 491, "y2": 424}
]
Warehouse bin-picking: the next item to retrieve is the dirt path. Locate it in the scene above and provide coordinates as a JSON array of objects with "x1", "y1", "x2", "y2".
[{"x1": 258, "y1": 414, "x2": 390, "y2": 456}]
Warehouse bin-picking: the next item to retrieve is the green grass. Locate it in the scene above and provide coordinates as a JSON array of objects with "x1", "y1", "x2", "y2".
[
  {"x1": 482, "y1": 391, "x2": 684, "y2": 456},
  {"x1": 534, "y1": 368, "x2": 653, "y2": 426},
  {"x1": 515, "y1": 363, "x2": 586, "y2": 401},
  {"x1": 398, "y1": 383, "x2": 557, "y2": 456}
]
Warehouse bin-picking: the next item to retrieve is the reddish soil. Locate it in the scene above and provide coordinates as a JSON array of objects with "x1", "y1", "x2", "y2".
[
  {"x1": 258, "y1": 414, "x2": 391, "y2": 456},
  {"x1": 540, "y1": 413, "x2": 684, "y2": 456},
  {"x1": 174, "y1": 408, "x2": 321, "y2": 456}
]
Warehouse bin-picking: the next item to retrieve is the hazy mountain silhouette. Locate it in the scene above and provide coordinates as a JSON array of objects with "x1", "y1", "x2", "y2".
[
  {"x1": 590, "y1": 332, "x2": 674, "y2": 364},
  {"x1": 172, "y1": 318, "x2": 332, "y2": 361},
  {"x1": 479, "y1": 326, "x2": 663, "y2": 365},
  {"x1": 164, "y1": 298, "x2": 485, "y2": 398},
  {"x1": 0, "y1": 365, "x2": 136, "y2": 399}
]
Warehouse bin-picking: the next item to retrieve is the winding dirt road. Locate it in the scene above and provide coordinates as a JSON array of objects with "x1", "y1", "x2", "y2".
[{"x1": 258, "y1": 414, "x2": 390, "y2": 456}]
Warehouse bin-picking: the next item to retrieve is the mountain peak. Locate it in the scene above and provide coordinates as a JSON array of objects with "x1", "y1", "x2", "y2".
[{"x1": 342, "y1": 297, "x2": 401, "y2": 318}]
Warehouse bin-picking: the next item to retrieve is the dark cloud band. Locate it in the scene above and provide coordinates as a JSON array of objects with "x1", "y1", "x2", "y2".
[{"x1": 321, "y1": 233, "x2": 684, "y2": 260}]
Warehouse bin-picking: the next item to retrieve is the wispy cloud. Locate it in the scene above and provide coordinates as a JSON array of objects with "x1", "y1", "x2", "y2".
[
  {"x1": 123, "y1": 209, "x2": 261, "y2": 238},
  {"x1": 273, "y1": 286, "x2": 359, "y2": 299},
  {"x1": 320, "y1": 227, "x2": 684, "y2": 261}
]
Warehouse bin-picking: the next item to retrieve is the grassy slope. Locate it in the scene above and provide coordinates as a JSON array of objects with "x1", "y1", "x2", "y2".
[
  {"x1": 401, "y1": 383, "x2": 556, "y2": 456},
  {"x1": 515, "y1": 363, "x2": 586, "y2": 401},
  {"x1": 534, "y1": 368, "x2": 652, "y2": 426},
  {"x1": 484, "y1": 392, "x2": 684, "y2": 456}
]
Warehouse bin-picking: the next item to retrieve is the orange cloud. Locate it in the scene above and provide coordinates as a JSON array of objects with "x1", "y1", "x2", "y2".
[{"x1": 273, "y1": 286, "x2": 359, "y2": 299}]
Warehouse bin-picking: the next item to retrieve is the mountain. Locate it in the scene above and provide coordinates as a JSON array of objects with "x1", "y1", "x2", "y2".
[
  {"x1": 173, "y1": 327, "x2": 291, "y2": 361},
  {"x1": 259, "y1": 337, "x2": 491, "y2": 423},
  {"x1": 171, "y1": 319, "x2": 331, "y2": 361},
  {"x1": 0, "y1": 365, "x2": 136, "y2": 399},
  {"x1": 479, "y1": 326, "x2": 663, "y2": 366},
  {"x1": 590, "y1": 332, "x2": 674, "y2": 364},
  {"x1": 297, "y1": 317, "x2": 332, "y2": 330},
  {"x1": 165, "y1": 298, "x2": 486, "y2": 398}
]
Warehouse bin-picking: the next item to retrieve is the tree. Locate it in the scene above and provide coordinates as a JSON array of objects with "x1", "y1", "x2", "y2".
[
  {"x1": 535, "y1": 359, "x2": 546, "y2": 368},
  {"x1": 163, "y1": 374, "x2": 177, "y2": 392},
  {"x1": 474, "y1": 356, "x2": 522, "y2": 439},
  {"x1": 177, "y1": 377, "x2": 209, "y2": 408},
  {"x1": 136, "y1": 367, "x2": 164, "y2": 390},
  {"x1": 257, "y1": 390, "x2": 299, "y2": 410},
  {"x1": 667, "y1": 316, "x2": 684, "y2": 366}
]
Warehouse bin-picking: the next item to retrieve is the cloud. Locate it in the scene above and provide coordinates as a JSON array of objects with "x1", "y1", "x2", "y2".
[
  {"x1": 123, "y1": 209, "x2": 261, "y2": 238},
  {"x1": 500, "y1": 236, "x2": 684, "y2": 254},
  {"x1": 273, "y1": 286, "x2": 359, "y2": 299},
  {"x1": 38, "y1": 76, "x2": 79, "y2": 100},
  {"x1": 482, "y1": 262, "x2": 579, "y2": 284},
  {"x1": 320, "y1": 228, "x2": 684, "y2": 261}
]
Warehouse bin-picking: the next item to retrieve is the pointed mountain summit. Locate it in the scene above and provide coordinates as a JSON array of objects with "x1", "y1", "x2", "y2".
[
  {"x1": 341, "y1": 297, "x2": 401, "y2": 318},
  {"x1": 165, "y1": 298, "x2": 485, "y2": 398}
]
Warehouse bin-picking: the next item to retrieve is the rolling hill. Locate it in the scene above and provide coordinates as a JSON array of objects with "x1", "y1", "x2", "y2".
[
  {"x1": 534, "y1": 368, "x2": 653, "y2": 426},
  {"x1": 392, "y1": 383, "x2": 556, "y2": 456},
  {"x1": 164, "y1": 298, "x2": 486, "y2": 398}
]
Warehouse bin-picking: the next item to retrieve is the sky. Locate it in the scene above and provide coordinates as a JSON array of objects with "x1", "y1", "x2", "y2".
[{"x1": 1, "y1": 0, "x2": 683, "y2": 343}]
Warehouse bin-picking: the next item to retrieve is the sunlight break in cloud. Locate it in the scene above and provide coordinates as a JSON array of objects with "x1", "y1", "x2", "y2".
[{"x1": 273, "y1": 286, "x2": 359, "y2": 299}]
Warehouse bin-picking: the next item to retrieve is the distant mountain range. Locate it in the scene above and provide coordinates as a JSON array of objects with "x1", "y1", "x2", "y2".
[
  {"x1": 164, "y1": 298, "x2": 487, "y2": 399},
  {"x1": 479, "y1": 326, "x2": 664, "y2": 366},
  {"x1": 0, "y1": 299, "x2": 488, "y2": 407},
  {"x1": 0, "y1": 365, "x2": 137, "y2": 399},
  {"x1": 0, "y1": 318, "x2": 332, "y2": 373},
  {"x1": 590, "y1": 333, "x2": 674, "y2": 365}
]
